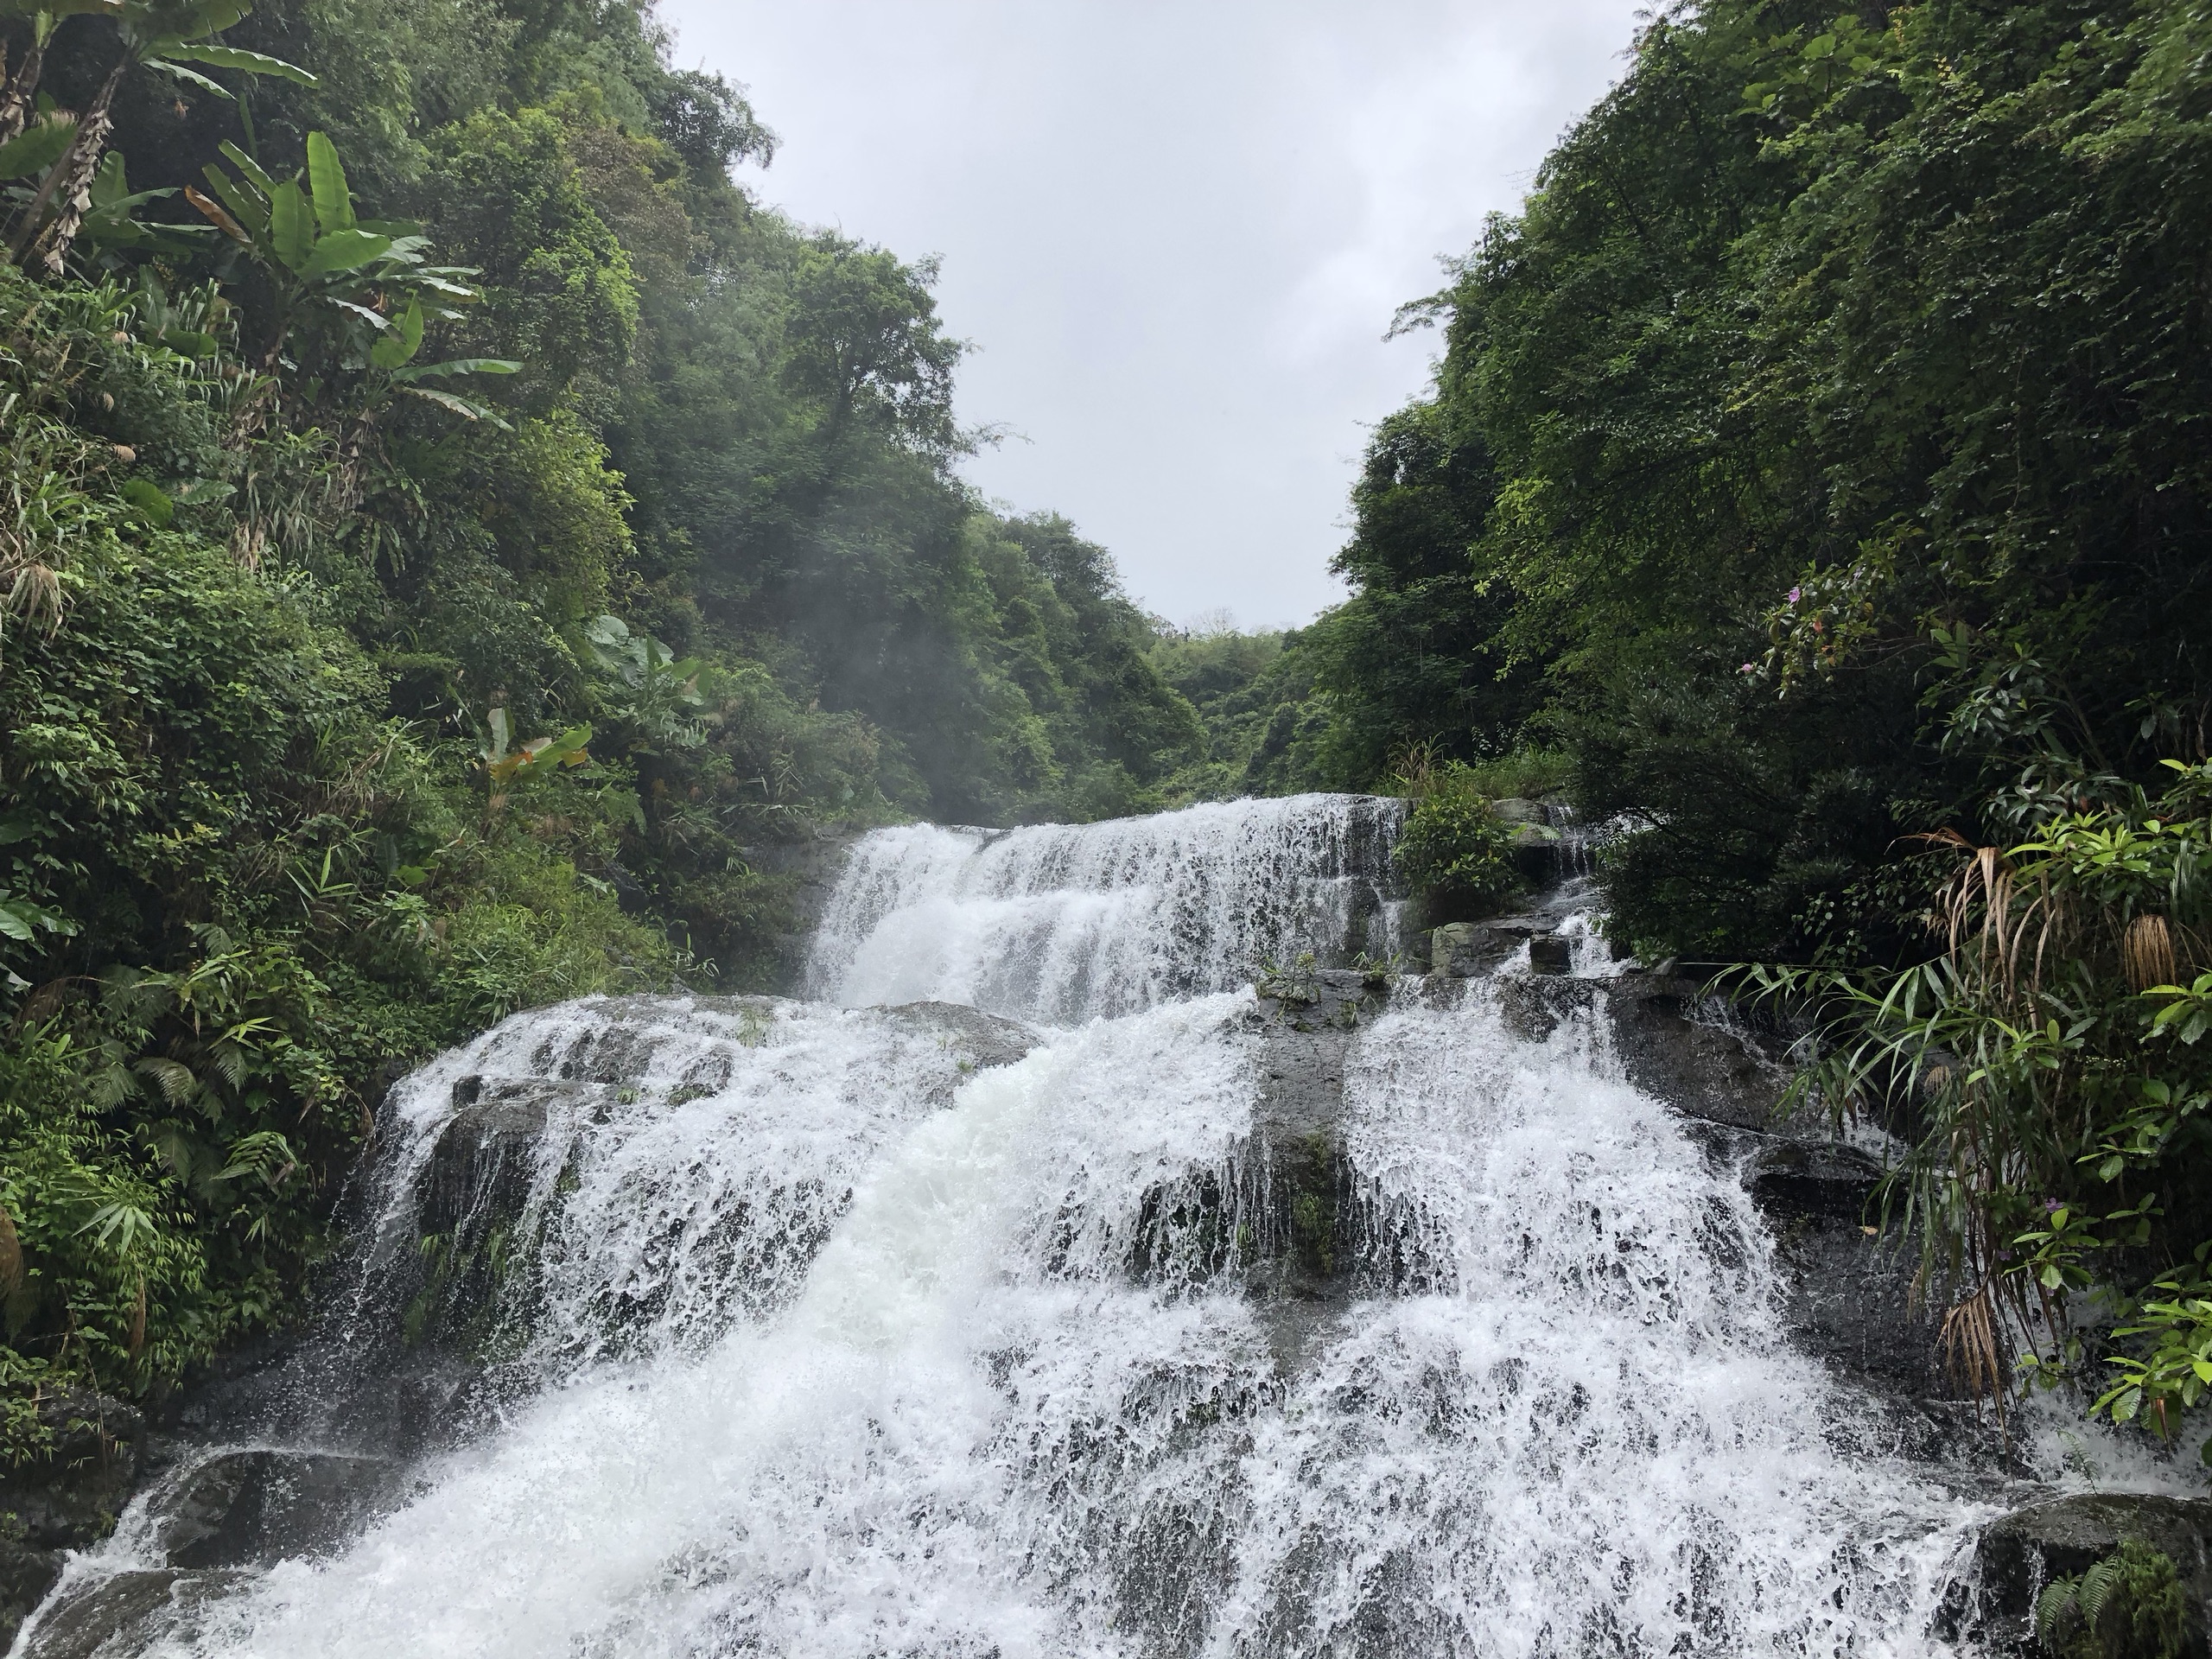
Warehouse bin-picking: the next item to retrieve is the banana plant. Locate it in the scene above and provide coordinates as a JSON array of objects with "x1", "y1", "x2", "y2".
[
  {"x1": 0, "y1": 1, "x2": 120, "y2": 145},
  {"x1": 480, "y1": 707, "x2": 592, "y2": 789},
  {"x1": 582, "y1": 614, "x2": 706, "y2": 753},
  {"x1": 189, "y1": 130, "x2": 518, "y2": 415},
  {"x1": 3, "y1": 1, "x2": 312, "y2": 271}
]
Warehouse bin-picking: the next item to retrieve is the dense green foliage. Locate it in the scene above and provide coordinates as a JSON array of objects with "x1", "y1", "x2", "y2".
[
  {"x1": 1222, "y1": 0, "x2": 2212, "y2": 1447},
  {"x1": 2037, "y1": 1540, "x2": 2189, "y2": 1659},
  {"x1": 1389, "y1": 765, "x2": 1519, "y2": 922},
  {"x1": 0, "y1": 0, "x2": 1207, "y2": 1435}
]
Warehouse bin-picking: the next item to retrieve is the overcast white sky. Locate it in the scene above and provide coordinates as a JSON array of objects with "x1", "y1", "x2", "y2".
[{"x1": 658, "y1": 1, "x2": 1643, "y2": 629}]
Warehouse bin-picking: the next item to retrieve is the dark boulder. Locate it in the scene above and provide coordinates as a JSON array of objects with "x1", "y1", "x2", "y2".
[
  {"x1": 1743, "y1": 1140, "x2": 1885, "y2": 1220},
  {"x1": 153, "y1": 1449, "x2": 400, "y2": 1570},
  {"x1": 735, "y1": 831, "x2": 861, "y2": 992},
  {"x1": 1603, "y1": 975, "x2": 1790, "y2": 1131},
  {"x1": 0, "y1": 1390, "x2": 140, "y2": 1648},
  {"x1": 1952, "y1": 1492, "x2": 2212, "y2": 1655},
  {"x1": 17, "y1": 1567, "x2": 243, "y2": 1659},
  {"x1": 0, "y1": 1389, "x2": 140, "y2": 1551},
  {"x1": 1527, "y1": 933, "x2": 1572, "y2": 976}
]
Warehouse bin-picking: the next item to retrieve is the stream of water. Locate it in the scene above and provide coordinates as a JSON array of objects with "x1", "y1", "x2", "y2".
[{"x1": 16, "y1": 793, "x2": 2135, "y2": 1657}]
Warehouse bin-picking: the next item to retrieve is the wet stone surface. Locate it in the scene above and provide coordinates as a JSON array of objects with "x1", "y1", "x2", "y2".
[
  {"x1": 1947, "y1": 1492, "x2": 2212, "y2": 1656},
  {"x1": 153, "y1": 1449, "x2": 402, "y2": 1571},
  {"x1": 0, "y1": 1390, "x2": 141, "y2": 1649}
]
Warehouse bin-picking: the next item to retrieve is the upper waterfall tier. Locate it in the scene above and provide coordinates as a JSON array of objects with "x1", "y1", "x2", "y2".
[{"x1": 806, "y1": 793, "x2": 1408, "y2": 1022}]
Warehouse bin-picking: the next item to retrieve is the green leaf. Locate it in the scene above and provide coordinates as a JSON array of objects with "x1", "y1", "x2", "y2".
[
  {"x1": 299, "y1": 227, "x2": 391, "y2": 279},
  {"x1": 141, "y1": 58, "x2": 234, "y2": 99},
  {"x1": 119, "y1": 479, "x2": 173, "y2": 527},
  {"x1": 0, "y1": 117, "x2": 77, "y2": 181},
  {"x1": 215, "y1": 140, "x2": 276, "y2": 200},
  {"x1": 390, "y1": 357, "x2": 520, "y2": 382},
  {"x1": 162, "y1": 42, "x2": 318, "y2": 85},
  {"x1": 199, "y1": 167, "x2": 269, "y2": 238},
  {"x1": 403, "y1": 386, "x2": 508, "y2": 426},
  {"x1": 304, "y1": 130, "x2": 353, "y2": 234},
  {"x1": 369, "y1": 296, "x2": 425, "y2": 370},
  {"x1": 327, "y1": 297, "x2": 391, "y2": 330},
  {"x1": 267, "y1": 179, "x2": 313, "y2": 271}
]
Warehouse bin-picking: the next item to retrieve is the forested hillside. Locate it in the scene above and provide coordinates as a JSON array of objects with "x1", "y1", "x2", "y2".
[
  {"x1": 10, "y1": 0, "x2": 2212, "y2": 1472},
  {"x1": 0, "y1": 0, "x2": 1211, "y2": 1431},
  {"x1": 1221, "y1": 0, "x2": 2212, "y2": 1445}
]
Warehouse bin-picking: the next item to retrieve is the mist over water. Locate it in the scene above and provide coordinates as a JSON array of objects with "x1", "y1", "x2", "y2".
[{"x1": 26, "y1": 795, "x2": 2094, "y2": 1657}]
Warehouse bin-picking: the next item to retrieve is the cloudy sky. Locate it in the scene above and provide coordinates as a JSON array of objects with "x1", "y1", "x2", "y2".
[{"x1": 658, "y1": 1, "x2": 1643, "y2": 630}]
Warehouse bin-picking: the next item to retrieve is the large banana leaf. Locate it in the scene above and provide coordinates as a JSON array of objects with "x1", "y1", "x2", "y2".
[
  {"x1": 155, "y1": 41, "x2": 315, "y2": 85},
  {"x1": 0, "y1": 117, "x2": 76, "y2": 181},
  {"x1": 298, "y1": 226, "x2": 390, "y2": 279},
  {"x1": 197, "y1": 163, "x2": 267, "y2": 234},
  {"x1": 266, "y1": 177, "x2": 311, "y2": 270},
  {"x1": 215, "y1": 140, "x2": 276, "y2": 198},
  {"x1": 304, "y1": 130, "x2": 353, "y2": 234}
]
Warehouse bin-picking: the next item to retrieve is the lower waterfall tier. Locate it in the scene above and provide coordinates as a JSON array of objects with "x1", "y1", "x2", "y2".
[{"x1": 27, "y1": 981, "x2": 2045, "y2": 1658}]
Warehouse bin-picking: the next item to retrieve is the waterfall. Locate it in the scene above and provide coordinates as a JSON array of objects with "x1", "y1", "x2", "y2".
[
  {"x1": 16, "y1": 794, "x2": 2096, "y2": 1659},
  {"x1": 805, "y1": 792, "x2": 1408, "y2": 1021}
]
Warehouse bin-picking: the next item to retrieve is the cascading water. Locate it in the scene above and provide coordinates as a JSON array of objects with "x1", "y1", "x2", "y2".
[
  {"x1": 15, "y1": 795, "x2": 2168, "y2": 1658},
  {"x1": 805, "y1": 793, "x2": 1408, "y2": 1020}
]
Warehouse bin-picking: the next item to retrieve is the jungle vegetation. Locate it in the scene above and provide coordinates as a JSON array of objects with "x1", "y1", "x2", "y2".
[
  {"x1": 0, "y1": 0, "x2": 1207, "y2": 1441},
  {"x1": 1191, "y1": 0, "x2": 2212, "y2": 1457},
  {"x1": 8, "y1": 0, "x2": 2212, "y2": 1475}
]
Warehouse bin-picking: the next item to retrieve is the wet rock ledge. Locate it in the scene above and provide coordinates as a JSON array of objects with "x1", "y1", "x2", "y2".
[{"x1": 1, "y1": 1391, "x2": 141, "y2": 1649}]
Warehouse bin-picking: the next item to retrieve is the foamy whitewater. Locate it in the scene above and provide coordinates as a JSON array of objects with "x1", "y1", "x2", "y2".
[{"x1": 20, "y1": 794, "x2": 2156, "y2": 1657}]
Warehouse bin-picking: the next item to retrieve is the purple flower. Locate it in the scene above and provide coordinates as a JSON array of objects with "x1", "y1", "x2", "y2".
[
  {"x1": 1741, "y1": 662, "x2": 1757, "y2": 674},
  {"x1": 1787, "y1": 587, "x2": 1802, "y2": 604},
  {"x1": 2044, "y1": 1198, "x2": 2063, "y2": 1214}
]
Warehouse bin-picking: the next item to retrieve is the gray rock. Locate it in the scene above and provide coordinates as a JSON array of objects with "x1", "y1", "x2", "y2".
[
  {"x1": 421, "y1": 1075, "x2": 611, "y2": 1236},
  {"x1": 18, "y1": 1567, "x2": 242, "y2": 1659},
  {"x1": 153, "y1": 1449, "x2": 400, "y2": 1570},
  {"x1": 1111, "y1": 967, "x2": 1398, "y2": 1369},
  {"x1": 1427, "y1": 922, "x2": 1505, "y2": 977},
  {"x1": 1766, "y1": 1199, "x2": 1945, "y2": 1396},
  {"x1": 1743, "y1": 1141, "x2": 1885, "y2": 1220},
  {"x1": 1489, "y1": 798, "x2": 1545, "y2": 824},
  {"x1": 0, "y1": 1389, "x2": 140, "y2": 1551},
  {"x1": 1602, "y1": 976, "x2": 1790, "y2": 1131},
  {"x1": 1527, "y1": 933, "x2": 1572, "y2": 976},
  {"x1": 737, "y1": 832, "x2": 861, "y2": 993},
  {"x1": 874, "y1": 1001, "x2": 1045, "y2": 1079},
  {"x1": 1427, "y1": 920, "x2": 1548, "y2": 977},
  {"x1": 1953, "y1": 1492, "x2": 2212, "y2": 1655},
  {"x1": 1, "y1": 1536, "x2": 62, "y2": 1653}
]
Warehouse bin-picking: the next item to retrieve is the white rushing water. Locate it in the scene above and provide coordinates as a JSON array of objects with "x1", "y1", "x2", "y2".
[
  {"x1": 24, "y1": 794, "x2": 2078, "y2": 1658},
  {"x1": 806, "y1": 793, "x2": 1408, "y2": 1021}
]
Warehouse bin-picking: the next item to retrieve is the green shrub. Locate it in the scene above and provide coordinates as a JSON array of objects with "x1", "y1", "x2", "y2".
[
  {"x1": 1453, "y1": 747, "x2": 1573, "y2": 804},
  {"x1": 1391, "y1": 760, "x2": 1520, "y2": 921},
  {"x1": 2037, "y1": 1541, "x2": 2189, "y2": 1659}
]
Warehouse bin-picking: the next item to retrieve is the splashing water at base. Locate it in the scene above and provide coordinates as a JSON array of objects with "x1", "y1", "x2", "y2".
[{"x1": 23, "y1": 796, "x2": 2114, "y2": 1658}]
